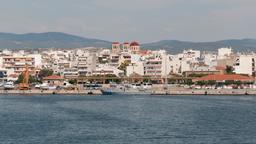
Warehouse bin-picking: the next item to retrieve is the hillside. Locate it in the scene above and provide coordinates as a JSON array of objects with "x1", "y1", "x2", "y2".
[
  {"x1": 0, "y1": 32, "x2": 111, "y2": 49},
  {"x1": 142, "y1": 39, "x2": 256, "y2": 53},
  {"x1": 0, "y1": 32, "x2": 256, "y2": 53}
]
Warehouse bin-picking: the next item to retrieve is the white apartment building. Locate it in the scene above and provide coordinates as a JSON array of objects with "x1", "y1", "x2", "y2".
[
  {"x1": 234, "y1": 55, "x2": 256, "y2": 76},
  {"x1": 99, "y1": 49, "x2": 111, "y2": 64},
  {"x1": 129, "y1": 50, "x2": 171, "y2": 77},
  {"x1": 92, "y1": 64, "x2": 124, "y2": 77},
  {"x1": 74, "y1": 50, "x2": 98, "y2": 76},
  {"x1": 169, "y1": 55, "x2": 182, "y2": 74},
  {"x1": 28, "y1": 54, "x2": 42, "y2": 68},
  {"x1": 143, "y1": 58, "x2": 162, "y2": 77},
  {"x1": 168, "y1": 49, "x2": 201, "y2": 75},
  {"x1": 202, "y1": 52, "x2": 217, "y2": 68},
  {"x1": 62, "y1": 68, "x2": 79, "y2": 79},
  {"x1": 119, "y1": 53, "x2": 131, "y2": 65},
  {"x1": 218, "y1": 47, "x2": 232, "y2": 59},
  {"x1": 169, "y1": 53, "x2": 192, "y2": 75},
  {"x1": 0, "y1": 53, "x2": 42, "y2": 76},
  {"x1": 126, "y1": 54, "x2": 144, "y2": 76},
  {"x1": 126, "y1": 61, "x2": 144, "y2": 76},
  {"x1": 183, "y1": 49, "x2": 200, "y2": 62},
  {"x1": 109, "y1": 54, "x2": 120, "y2": 67},
  {"x1": 126, "y1": 50, "x2": 171, "y2": 77}
]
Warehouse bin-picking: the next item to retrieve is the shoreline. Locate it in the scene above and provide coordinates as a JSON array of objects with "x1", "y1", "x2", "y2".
[
  {"x1": 0, "y1": 89, "x2": 102, "y2": 95},
  {"x1": 152, "y1": 89, "x2": 254, "y2": 95},
  {"x1": 0, "y1": 88, "x2": 256, "y2": 96}
]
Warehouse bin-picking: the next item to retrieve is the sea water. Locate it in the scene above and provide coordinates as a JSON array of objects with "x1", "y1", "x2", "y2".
[{"x1": 0, "y1": 94, "x2": 256, "y2": 144}]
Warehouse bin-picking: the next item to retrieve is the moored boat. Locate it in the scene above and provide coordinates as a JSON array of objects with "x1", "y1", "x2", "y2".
[
  {"x1": 3, "y1": 81, "x2": 15, "y2": 90},
  {"x1": 101, "y1": 86, "x2": 151, "y2": 95}
]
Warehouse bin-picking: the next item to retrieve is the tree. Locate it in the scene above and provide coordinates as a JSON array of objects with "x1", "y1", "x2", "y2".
[
  {"x1": 207, "y1": 80, "x2": 216, "y2": 86},
  {"x1": 16, "y1": 74, "x2": 39, "y2": 84},
  {"x1": 118, "y1": 61, "x2": 130, "y2": 75},
  {"x1": 38, "y1": 69, "x2": 53, "y2": 79},
  {"x1": 197, "y1": 81, "x2": 207, "y2": 86},
  {"x1": 225, "y1": 65, "x2": 234, "y2": 74},
  {"x1": 68, "y1": 79, "x2": 77, "y2": 85},
  {"x1": 224, "y1": 80, "x2": 235, "y2": 85},
  {"x1": 188, "y1": 73, "x2": 208, "y2": 78},
  {"x1": 184, "y1": 79, "x2": 193, "y2": 85},
  {"x1": 234, "y1": 80, "x2": 242, "y2": 86}
]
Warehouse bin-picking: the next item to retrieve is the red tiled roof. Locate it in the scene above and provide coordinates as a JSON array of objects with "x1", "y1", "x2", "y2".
[
  {"x1": 112, "y1": 42, "x2": 119, "y2": 44},
  {"x1": 43, "y1": 75, "x2": 63, "y2": 80},
  {"x1": 130, "y1": 41, "x2": 140, "y2": 46},
  {"x1": 194, "y1": 74, "x2": 254, "y2": 81},
  {"x1": 123, "y1": 42, "x2": 130, "y2": 44}
]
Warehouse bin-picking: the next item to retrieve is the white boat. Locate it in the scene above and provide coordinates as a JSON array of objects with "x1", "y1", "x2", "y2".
[
  {"x1": 101, "y1": 84, "x2": 152, "y2": 95},
  {"x1": 4, "y1": 81, "x2": 15, "y2": 90},
  {"x1": 39, "y1": 83, "x2": 50, "y2": 90},
  {"x1": 48, "y1": 86, "x2": 57, "y2": 90}
]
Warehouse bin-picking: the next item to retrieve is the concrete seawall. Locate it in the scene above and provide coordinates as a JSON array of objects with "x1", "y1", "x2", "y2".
[
  {"x1": 1, "y1": 88, "x2": 256, "y2": 96},
  {"x1": 0, "y1": 89, "x2": 102, "y2": 95},
  {"x1": 152, "y1": 89, "x2": 256, "y2": 95}
]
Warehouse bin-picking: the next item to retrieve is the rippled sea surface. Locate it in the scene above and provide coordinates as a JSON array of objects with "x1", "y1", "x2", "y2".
[{"x1": 1, "y1": 94, "x2": 256, "y2": 144}]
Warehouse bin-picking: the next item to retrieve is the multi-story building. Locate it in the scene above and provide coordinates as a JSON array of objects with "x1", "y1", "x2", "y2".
[
  {"x1": 119, "y1": 53, "x2": 131, "y2": 65},
  {"x1": 218, "y1": 47, "x2": 232, "y2": 59},
  {"x1": 201, "y1": 52, "x2": 217, "y2": 68},
  {"x1": 98, "y1": 49, "x2": 111, "y2": 64},
  {"x1": 62, "y1": 68, "x2": 79, "y2": 79},
  {"x1": 92, "y1": 64, "x2": 124, "y2": 77},
  {"x1": 234, "y1": 55, "x2": 256, "y2": 76},
  {"x1": 142, "y1": 50, "x2": 171, "y2": 77},
  {"x1": 109, "y1": 54, "x2": 120, "y2": 67},
  {"x1": 76, "y1": 51, "x2": 90, "y2": 76},
  {"x1": 144, "y1": 58, "x2": 162, "y2": 77},
  {"x1": 183, "y1": 49, "x2": 200, "y2": 62},
  {"x1": 2, "y1": 55, "x2": 39, "y2": 76},
  {"x1": 126, "y1": 62, "x2": 144, "y2": 76}
]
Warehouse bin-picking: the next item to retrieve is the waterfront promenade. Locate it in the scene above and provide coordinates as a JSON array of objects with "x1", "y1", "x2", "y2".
[
  {"x1": 1, "y1": 87, "x2": 256, "y2": 95},
  {"x1": 0, "y1": 89, "x2": 102, "y2": 95},
  {"x1": 152, "y1": 89, "x2": 255, "y2": 95}
]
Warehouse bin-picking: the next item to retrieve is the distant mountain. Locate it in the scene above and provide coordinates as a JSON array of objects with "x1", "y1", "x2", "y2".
[
  {"x1": 0, "y1": 32, "x2": 111, "y2": 49},
  {"x1": 0, "y1": 32, "x2": 256, "y2": 53},
  {"x1": 142, "y1": 39, "x2": 256, "y2": 54}
]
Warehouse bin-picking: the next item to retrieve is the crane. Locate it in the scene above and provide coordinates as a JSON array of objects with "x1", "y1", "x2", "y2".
[{"x1": 19, "y1": 65, "x2": 30, "y2": 90}]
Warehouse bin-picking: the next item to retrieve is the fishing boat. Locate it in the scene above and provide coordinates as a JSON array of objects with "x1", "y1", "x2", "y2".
[
  {"x1": 3, "y1": 81, "x2": 15, "y2": 90},
  {"x1": 38, "y1": 83, "x2": 57, "y2": 90},
  {"x1": 101, "y1": 84, "x2": 152, "y2": 95}
]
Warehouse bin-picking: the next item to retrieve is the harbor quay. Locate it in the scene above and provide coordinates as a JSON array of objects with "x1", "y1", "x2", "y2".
[
  {"x1": 152, "y1": 88, "x2": 256, "y2": 95},
  {"x1": 0, "y1": 89, "x2": 255, "y2": 96},
  {"x1": 1, "y1": 84, "x2": 256, "y2": 96},
  {"x1": 0, "y1": 89, "x2": 102, "y2": 95}
]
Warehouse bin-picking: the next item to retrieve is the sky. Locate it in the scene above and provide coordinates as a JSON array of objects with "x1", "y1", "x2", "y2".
[{"x1": 0, "y1": 0, "x2": 256, "y2": 43}]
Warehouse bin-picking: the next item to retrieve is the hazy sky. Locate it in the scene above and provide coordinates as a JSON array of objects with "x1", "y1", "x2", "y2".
[{"x1": 0, "y1": 0, "x2": 256, "y2": 42}]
